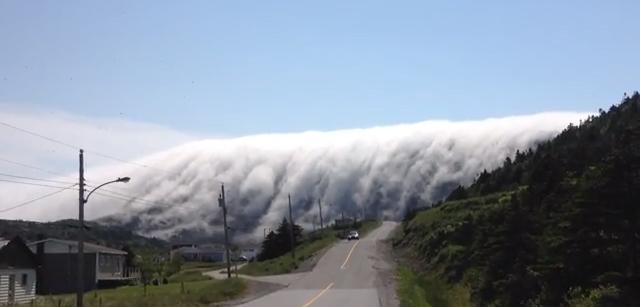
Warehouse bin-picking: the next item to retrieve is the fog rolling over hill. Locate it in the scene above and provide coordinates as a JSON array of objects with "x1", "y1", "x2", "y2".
[{"x1": 92, "y1": 112, "x2": 587, "y2": 243}]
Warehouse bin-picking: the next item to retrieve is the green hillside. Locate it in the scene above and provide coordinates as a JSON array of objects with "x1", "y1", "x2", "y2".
[
  {"x1": 0, "y1": 219, "x2": 169, "y2": 252},
  {"x1": 394, "y1": 92, "x2": 640, "y2": 307}
]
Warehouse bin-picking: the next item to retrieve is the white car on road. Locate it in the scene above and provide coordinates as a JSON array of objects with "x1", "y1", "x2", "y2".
[{"x1": 347, "y1": 230, "x2": 359, "y2": 240}]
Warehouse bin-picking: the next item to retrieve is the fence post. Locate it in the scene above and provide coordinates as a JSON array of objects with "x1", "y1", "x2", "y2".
[{"x1": 181, "y1": 281, "x2": 185, "y2": 294}]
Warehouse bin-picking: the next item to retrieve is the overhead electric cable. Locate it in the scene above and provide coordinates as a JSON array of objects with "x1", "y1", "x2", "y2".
[
  {"x1": 0, "y1": 120, "x2": 168, "y2": 172},
  {"x1": 0, "y1": 172, "x2": 77, "y2": 185},
  {"x1": 0, "y1": 183, "x2": 78, "y2": 213},
  {"x1": 0, "y1": 177, "x2": 170, "y2": 212},
  {"x1": 0, "y1": 157, "x2": 74, "y2": 179},
  {"x1": 0, "y1": 179, "x2": 74, "y2": 189},
  {"x1": 85, "y1": 184, "x2": 171, "y2": 207}
]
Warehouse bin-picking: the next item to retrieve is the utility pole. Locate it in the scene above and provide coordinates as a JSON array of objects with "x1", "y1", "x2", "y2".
[
  {"x1": 77, "y1": 149, "x2": 86, "y2": 307},
  {"x1": 288, "y1": 194, "x2": 295, "y2": 259},
  {"x1": 218, "y1": 184, "x2": 231, "y2": 279},
  {"x1": 318, "y1": 199, "x2": 324, "y2": 230}
]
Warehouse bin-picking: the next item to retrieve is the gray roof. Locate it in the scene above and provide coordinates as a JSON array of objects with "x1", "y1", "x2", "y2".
[{"x1": 27, "y1": 238, "x2": 127, "y2": 255}]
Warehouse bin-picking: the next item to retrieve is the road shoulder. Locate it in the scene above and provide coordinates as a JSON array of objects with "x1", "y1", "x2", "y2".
[{"x1": 373, "y1": 225, "x2": 400, "y2": 307}]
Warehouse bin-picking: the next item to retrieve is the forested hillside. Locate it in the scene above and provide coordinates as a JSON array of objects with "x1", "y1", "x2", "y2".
[
  {"x1": 395, "y1": 92, "x2": 640, "y2": 306},
  {"x1": 0, "y1": 219, "x2": 168, "y2": 252}
]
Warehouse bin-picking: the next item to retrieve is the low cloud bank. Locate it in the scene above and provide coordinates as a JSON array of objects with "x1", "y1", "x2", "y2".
[
  {"x1": 0, "y1": 108, "x2": 588, "y2": 243},
  {"x1": 89, "y1": 112, "x2": 587, "y2": 243}
]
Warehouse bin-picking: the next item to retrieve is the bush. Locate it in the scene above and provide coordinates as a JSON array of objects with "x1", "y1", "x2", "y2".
[{"x1": 565, "y1": 285, "x2": 621, "y2": 307}]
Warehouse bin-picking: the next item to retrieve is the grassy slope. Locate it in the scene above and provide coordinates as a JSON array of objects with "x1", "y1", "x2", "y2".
[
  {"x1": 397, "y1": 265, "x2": 471, "y2": 307},
  {"x1": 394, "y1": 192, "x2": 514, "y2": 307},
  {"x1": 36, "y1": 279, "x2": 246, "y2": 307},
  {"x1": 168, "y1": 262, "x2": 227, "y2": 283},
  {"x1": 240, "y1": 220, "x2": 381, "y2": 276}
]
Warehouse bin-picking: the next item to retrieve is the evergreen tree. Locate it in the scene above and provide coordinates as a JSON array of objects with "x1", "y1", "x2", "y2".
[{"x1": 257, "y1": 218, "x2": 304, "y2": 261}]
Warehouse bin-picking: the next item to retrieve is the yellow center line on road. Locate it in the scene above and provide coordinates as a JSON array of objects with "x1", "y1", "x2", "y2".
[
  {"x1": 300, "y1": 282, "x2": 334, "y2": 307},
  {"x1": 340, "y1": 241, "x2": 359, "y2": 269}
]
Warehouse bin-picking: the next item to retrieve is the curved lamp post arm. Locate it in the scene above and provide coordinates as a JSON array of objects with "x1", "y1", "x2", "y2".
[{"x1": 84, "y1": 177, "x2": 130, "y2": 203}]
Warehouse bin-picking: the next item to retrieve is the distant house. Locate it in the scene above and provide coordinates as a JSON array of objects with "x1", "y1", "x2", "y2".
[
  {"x1": 170, "y1": 244, "x2": 227, "y2": 262},
  {"x1": 0, "y1": 237, "x2": 37, "y2": 305},
  {"x1": 239, "y1": 247, "x2": 259, "y2": 261},
  {"x1": 334, "y1": 218, "x2": 355, "y2": 228},
  {"x1": 27, "y1": 238, "x2": 131, "y2": 294}
]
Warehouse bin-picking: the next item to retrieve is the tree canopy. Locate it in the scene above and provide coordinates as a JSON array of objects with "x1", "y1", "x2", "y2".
[
  {"x1": 396, "y1": 92, "x2": 640, "y2": 306},
  {"x1": 257, "y1": 218, "x2": 303, "y2": 261}
]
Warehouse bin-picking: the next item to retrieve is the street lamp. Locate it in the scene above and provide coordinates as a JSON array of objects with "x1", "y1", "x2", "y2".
[
  {"x1": 84, "y1": 177, "x2": 130, "y2": 202},
  {"x1": 77, "y1": 148, "x2": 130, "y2": 307}
]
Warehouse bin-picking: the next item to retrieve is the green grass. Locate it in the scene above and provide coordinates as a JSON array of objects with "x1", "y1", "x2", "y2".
[
  {"x1": 395, "y1": 192, "x2": 515, "y2": 307},
  {"x1": 239, "y1": 220, "x2": 382, "y2": 276},
  {"x1": 36, "y1": 278, "x2": 246, "y2": 307},
  {"x1": 180, "y1": 261, "x2": 227, "y2": 271},
  {"x1": 397, "y1": 266, "x2": 431, "y2": 307},
  {"x1": 167, "y1": 261, "x2": 228, "y2": 283},
  {"x1": 168, "y1": 269, "x2": 212, "y2": 283},
  {"x1": 239, "y1": 229, "x2": 338, "y2": 276},
  {"x1": 397, "y1": 265, "x2": 471, "y2": 307}
]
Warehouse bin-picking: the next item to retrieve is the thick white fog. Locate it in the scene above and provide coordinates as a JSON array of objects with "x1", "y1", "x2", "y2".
[
  {"x1": 93, "y1": 112, "x2": 587, "y2": 243},
  {"x1": 1, "y1": 111, "x2": 588, "y2": 243}
]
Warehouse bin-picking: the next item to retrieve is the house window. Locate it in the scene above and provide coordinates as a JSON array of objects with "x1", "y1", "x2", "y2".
[{"x1": 21, "y1": 274, "x2": 27, "y2": 286}]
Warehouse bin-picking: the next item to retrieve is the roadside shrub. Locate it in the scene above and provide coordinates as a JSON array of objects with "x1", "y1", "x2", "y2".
[{"x1": 565, "y1": 285, "x2": 621, "y2": 307}]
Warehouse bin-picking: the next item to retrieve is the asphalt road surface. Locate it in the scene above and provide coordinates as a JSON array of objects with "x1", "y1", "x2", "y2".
[{"x1": 238, "y1": 221, "x2": 398, "y2": 307}]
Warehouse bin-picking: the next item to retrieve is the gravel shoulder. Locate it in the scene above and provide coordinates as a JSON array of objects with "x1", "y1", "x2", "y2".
[{"x1": 374, "y1": 232, "x2": 401, "y2": 307}]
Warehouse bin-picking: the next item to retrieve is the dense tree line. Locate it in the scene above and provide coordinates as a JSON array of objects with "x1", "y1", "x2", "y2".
[
  {"x1": 397, "y1": 92, "x2": 640, "y2": 306},
  {"x1": 257, "y1": 218, "x2": 303, "y2": 261}
]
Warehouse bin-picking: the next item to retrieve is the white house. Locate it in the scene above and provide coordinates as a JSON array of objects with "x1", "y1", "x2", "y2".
[
  {"x1": 0, "y1": 237, "x2": 37, "y2": 305},
  {"x1": 170, "y1": 244, "x2": 227, "y2": 262}
]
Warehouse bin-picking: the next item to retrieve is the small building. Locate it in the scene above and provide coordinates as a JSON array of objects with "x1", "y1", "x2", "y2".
[
  {"x1": 0, "y1": 237, "x2": 37, "y2": 305},
  {"x1": 170, "y1": 243, "x2": 227, "y2": 263},
  {"x1": 239, "y1": 247, "x2": 259, "y2": 261},
  {"x1": 334, "y1": 218, "x2": 355, "y2": 228},
  {"x1": 27, "y1": 238, "x2": 130, "y2": 294}
]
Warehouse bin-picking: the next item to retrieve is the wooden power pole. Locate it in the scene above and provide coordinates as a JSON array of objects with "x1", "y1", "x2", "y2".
[
  {"x1": 288, "y1": 194, "x2": 295, "y2": 259},
  {"x1": 318, "y1": 199, "x2": 324, "y2": 230},
  {"x1": 219, "y1": 184, "x2": 232, "y2": 279},
  {"x1": 77, "y1": 149, "x2": 85, "y2": 307}
]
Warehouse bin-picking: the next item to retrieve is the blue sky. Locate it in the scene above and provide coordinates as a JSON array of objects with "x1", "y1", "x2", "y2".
[{"x1": 1, "y1": 0, "x2": 638, "y2": 135}]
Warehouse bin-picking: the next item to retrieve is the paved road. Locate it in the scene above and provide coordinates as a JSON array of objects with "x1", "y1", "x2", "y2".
[{"x1": 238, "y1": 221, "x2": 398, "y2": 307}]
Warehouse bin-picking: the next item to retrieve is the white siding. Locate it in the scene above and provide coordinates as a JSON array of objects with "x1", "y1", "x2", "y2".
[{"x1": 0, "y1": 269, "x2": 36, "y2": 304}]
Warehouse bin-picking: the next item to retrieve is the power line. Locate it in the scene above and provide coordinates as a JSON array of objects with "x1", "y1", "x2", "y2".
[
  {"x1": 0, "y1": 172, "x2": 77, "y2": 185},
  {"x1": 0, "y1": 177, "x2": 171, "y2": 214},
  {"x1": 0, "y1": 170, "x2": 169, "y2": 207},
  {"x1": 0, "y1": 157, "x2": 75, "y2": 179},
  {"x1": 0, "y1": 121, "x2": 77, "y2": 150},
  {"x1": 0, "y1": 179, "x2": 74, "y2": 189},
  {"x1": 0, "y1": 120, "x2": 168, "y2": 173},
  {"x1": 85, "y1": 184, "x2": 171, "y2": 207},
  {"x1": 0, "y1": 183, "x2": 77, "y2": 213},
  {"x1": 0, "y1": 178, "x2": 167, "y2": 209},
  {"x1": 90, "y1": 190, "x2": 142, "y2": 204}
]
